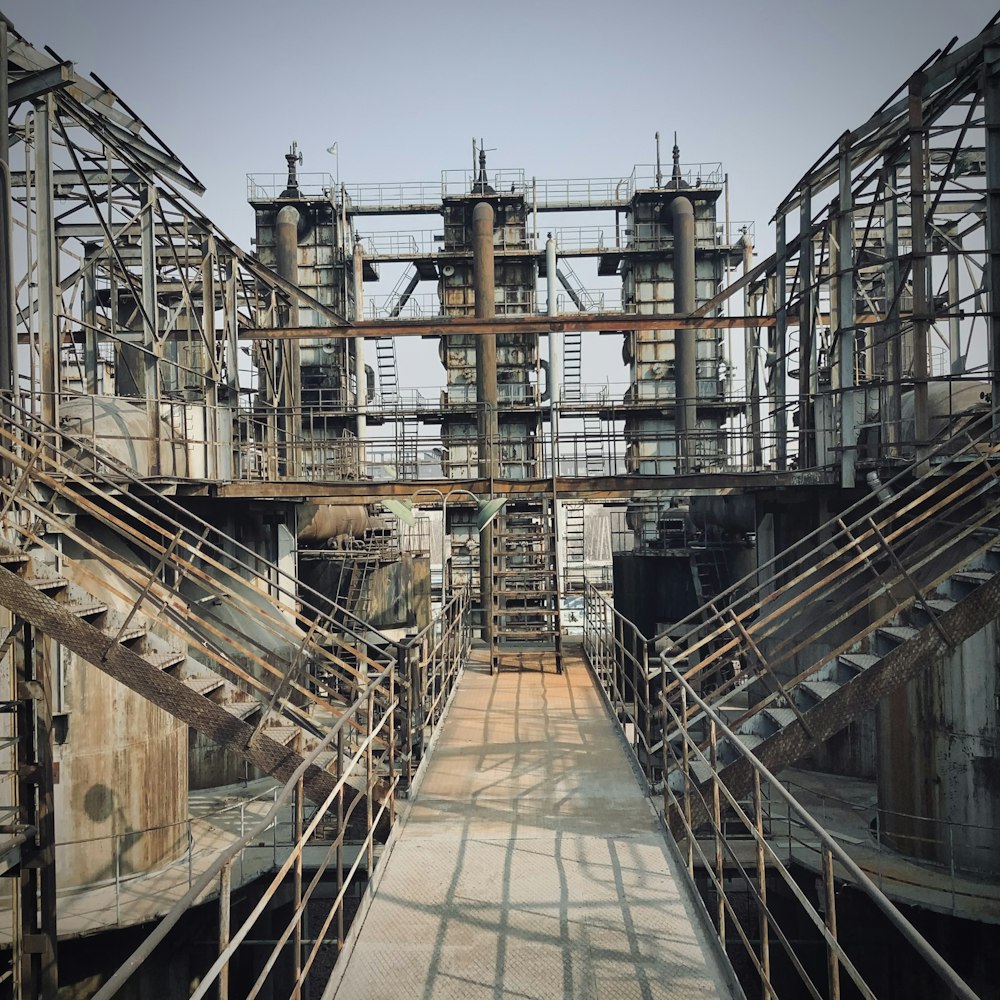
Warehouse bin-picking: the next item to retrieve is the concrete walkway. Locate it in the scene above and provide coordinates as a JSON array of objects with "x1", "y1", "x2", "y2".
[{"x1": 326, "y1": 648, "x2": 741, "y2": 1000}]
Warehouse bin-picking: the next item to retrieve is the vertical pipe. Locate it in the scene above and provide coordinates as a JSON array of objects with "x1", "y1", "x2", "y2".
[
  {"x1": 671, "y1": 195, "x2": 697, "y2": 472},
  {"x1": 82, "y1": 245, "x2": 99, "y2": 394},
  {"x1": 908, "y1": 76, "x2": 930, "y2": 462},
  {"x1": 473, "y1": 200, "x2": 497, "y2": 646},
  {"x1": 275, "y1": 205, "x2": 301, "y2": 476},
  {"x1": 35, "y1": 97, "x2": 59, "y2": 466},
  {"x1": 546, "y1": 235, "x2": 560, "y2": 472},
  {"x1": 352, "y1": 241, "x2": 367, "y2": 443},
  {"x1": 837, "y1": 135, "x2": 857, "y2": 488}
]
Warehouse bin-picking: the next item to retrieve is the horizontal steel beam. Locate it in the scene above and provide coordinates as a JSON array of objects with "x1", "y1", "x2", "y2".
[
  {"x1": 7, "y1": 62, "x2": 71, "y2": 104},
  {"x1": 9, "y1": 168, "x2": 142, "y2": 187},
  {"x1": 207, "y1": 470, "x2": 831, "y2": 502},
  {"x1": 241, "y1": 312, "x2": 775, "y2": 341}
]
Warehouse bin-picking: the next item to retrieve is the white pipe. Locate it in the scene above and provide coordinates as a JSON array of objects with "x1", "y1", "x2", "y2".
[{"x1": 546, "y1": 235, "x2": 560, "y2": 469}]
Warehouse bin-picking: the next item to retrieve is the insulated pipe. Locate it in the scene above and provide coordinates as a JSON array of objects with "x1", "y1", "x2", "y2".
[
  {"x1": 671, "y1": 195, "x2": 697, "y2": 472},
  {"x1": 473, "y1": 201, "x2": 498, "y2": 476},
  {"x1": 275, "y1": 205, "x2": 301, "y2": 421},
  {"x1": 472, "y1": 200, "x2": 497, "y2": 644},
  {"x1": 546, "y1": 235, "x2": 560, "y2": 464},
  {"x1": 353, "y1": 241, "x2": 367, "y2": 441}
]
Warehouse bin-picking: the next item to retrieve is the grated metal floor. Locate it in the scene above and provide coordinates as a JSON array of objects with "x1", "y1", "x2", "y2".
[{"x1": 326, "y1": 648, "x2": 740, "y2": 1000}]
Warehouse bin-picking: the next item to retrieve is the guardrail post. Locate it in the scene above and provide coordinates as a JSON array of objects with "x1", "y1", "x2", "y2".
[
  {"x1": 753, "y1": 769, "x2": 770, "y2": 997},
  {"x1": 823, "y1": 846, "x2": 841, "y2": 1000},
  {"x1": 366, "y1": 686, "x2": 375, "y2": 877},
  {"x1": 388, "y1": 665, "x2": 396, "y2": 827},
  {"x1": 642, "y1": 639, "x2": 651, "y2": 784},
  {"x1": 218, "y1": 861, "x2": 231, "y2": 1000},
  {"x1": 336, "y1": 726, "x2": 345, "y2": 950},
  {"x1": 293, "y1": 772, "x2": 303, "y2": 1000},
  {"x1": 709, "y1": 719, "x2": 725, "y2": 948},
  {"x1": 681, "y1": 687, "x2": 694, "y2": 878},
  {"x1": 114, "y1": 835, "x2": 121, "y2": 925}
]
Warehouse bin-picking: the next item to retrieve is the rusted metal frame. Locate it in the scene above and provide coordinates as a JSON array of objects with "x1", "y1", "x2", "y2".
[
  {"x1": 185, "y1": 691, "x2": 396, "y2": 1000},
  {"x1": 866, "y1": 515, "x2": 956, "y2": 646}
]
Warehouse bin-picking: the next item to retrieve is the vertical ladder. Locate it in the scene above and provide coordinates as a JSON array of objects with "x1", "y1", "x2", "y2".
[
  {"x1": 375, "y1": 337, "x2": 398, "y2": 408},
  {"x1": 491, "y1": 500, "x2": 562, "y2": 675},
  {"x1": 562, "y1": 331, "x2": 582, "y2": 402},
  {"x1": 563, "y1": 501, "x2": 586, "y2": 593},
  {"x1": 583, "y1": 414, "x2": 604, "y2": 476}
]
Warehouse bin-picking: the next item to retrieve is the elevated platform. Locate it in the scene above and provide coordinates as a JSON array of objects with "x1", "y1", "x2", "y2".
[{"x1": 325, "y1": 646, "x2": 740, "y2": 1000}]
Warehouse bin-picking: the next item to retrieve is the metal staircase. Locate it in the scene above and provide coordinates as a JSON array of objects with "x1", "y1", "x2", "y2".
[
  {"x1": 490, "y1": 500, "x2": 563, "y2": 674},
  {"x1": 556, "y1": 262, "x2": 600, "y2": 313},
  {"x1": 658, "y1": 421, "x2": 1000, "y2": 834},
  {"x1": 0, "y1": 413, "x2": 396, "y2": 808}
]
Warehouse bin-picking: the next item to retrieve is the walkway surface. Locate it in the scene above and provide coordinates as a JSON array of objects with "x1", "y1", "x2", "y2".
[{"x1": 326, "y1": 647, "x2": 740, "y2": 1000}]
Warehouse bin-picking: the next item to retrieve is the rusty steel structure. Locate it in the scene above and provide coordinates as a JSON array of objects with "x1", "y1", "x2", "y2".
[{"x1": 1, "y1": 6, "x2": 1000, "y2": 999}]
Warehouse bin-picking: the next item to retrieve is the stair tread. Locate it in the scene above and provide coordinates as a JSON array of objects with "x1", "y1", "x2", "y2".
[
  {"x1": 920, "y1": 597, "x2": 956, "y2": 612},
  {"x1": 953, "y1": 570, "x2": 994, "y2": 583},
  {"x1": 25, "y1": 575, "x2": 68, "y2": 591},
  {"x1": 145, "y1": 650, "x2": 187, "y2": 670},
  {"x1": 183, "y1": 676, "x2": 225, "y2": 696},
  {"x1": 764, "y1": 707, "x2": 799, "y2": 725},
  {"x1": 799, "y1": 680, "x2": 841, "y2": 700},
  {"x1": 223, "y1": 701, "x2": 260, "y2": 721},
  {"x1": 63, "y1": 598, "x2": 108, "y2": 617},
  {"x1": 878, "y1": 625, "x2": 919, "y2": 643},
  {"x1": 838, "y1": 652, "x2": 881, "y2": 670}
]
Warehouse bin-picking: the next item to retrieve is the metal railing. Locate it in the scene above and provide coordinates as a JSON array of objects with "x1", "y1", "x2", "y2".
[
  {"x1": 247, "y1": 173, "x2": 336, "y2": 201},
  {"x1": 582, "y1": 583, "x2": 982, "y2": 999}
]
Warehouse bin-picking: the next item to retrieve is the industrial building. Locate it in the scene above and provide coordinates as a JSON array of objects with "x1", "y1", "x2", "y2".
[{"x1": 1, "y1": 7, "x2": 999, "y2": 998}]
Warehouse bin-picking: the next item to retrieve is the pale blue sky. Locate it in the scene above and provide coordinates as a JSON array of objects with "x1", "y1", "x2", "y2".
[
  {"x1": 7, "y1": 0, "x2": 996, "y2": 249},
  {"x1": 5, "y1": 0, "x2": 998, "y2": 386}
]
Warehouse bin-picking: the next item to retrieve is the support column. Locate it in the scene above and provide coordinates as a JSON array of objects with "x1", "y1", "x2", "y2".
[
  {"x1": 837, "y1": 134, "x2": 857, "y2": 488},
  {"x1": 798, "y1": 192, "x2": 814, "y2": 468},
  {"x1": 473, "y1": 201, "x2": 497, "y2": 642},
  {"x1": 0, "y1": 21, "x2": 16, "y2": 478},
  {"x1": 743, "y1": 232, "x2": 763, "y2": 468},
  {"x1": 671, "y1": 195, "x2": 696, "y2": 472},
  {"x1": 985, "y1": 48, "x2": 1000, "y2": 427},
  {"x1": 948, "y1": 239, "x2": 963, "y2": 374},
  {"x1": 883, "y1": 163, "x2": 903, "y2": 457},
  {"x1": 909, "y1": 75, "x2": 930, "y2": 459},
  {"x1": 773, "y1": 213, "x2": 788, "y2": 471},
  {"x1": 34, "y1": 97, "x2": 58, "y2": 467},
  {"x1": 140, "y1": 185, "x2": 160, "y2": 474}
]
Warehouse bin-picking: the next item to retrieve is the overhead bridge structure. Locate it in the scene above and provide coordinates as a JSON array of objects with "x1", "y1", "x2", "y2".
[{"x1": 1, "y1": 8, "x2": 1000, "y2": 999}]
